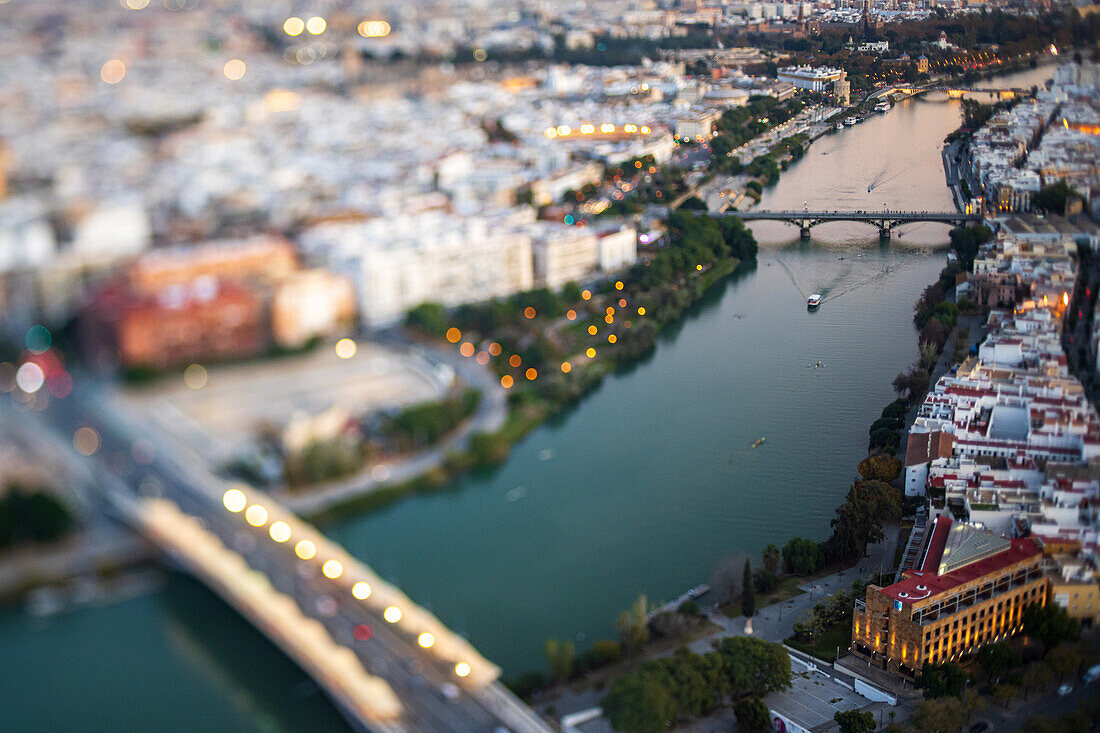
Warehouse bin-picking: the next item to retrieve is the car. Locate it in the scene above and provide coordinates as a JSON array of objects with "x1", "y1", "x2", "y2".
[
  {"x1": 969, "y1": 722, "x2": 989, "y2": 733},
  {"x1": 1058, "y1": 683, "x2": 1073, "y2": 696}
]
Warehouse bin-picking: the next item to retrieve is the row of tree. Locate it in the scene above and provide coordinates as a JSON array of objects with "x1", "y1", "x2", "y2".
[{"x1": 600, "y1": 637, "x2": 791, "y2": 733}]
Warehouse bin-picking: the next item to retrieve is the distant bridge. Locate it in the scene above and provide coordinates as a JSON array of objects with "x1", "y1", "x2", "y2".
[
  {"x1": 880, "y1": 85, "x2": 1033, "y2": 100},
  {"x1": 723, "y1": 209, "x2": 980, "y2": 237}
]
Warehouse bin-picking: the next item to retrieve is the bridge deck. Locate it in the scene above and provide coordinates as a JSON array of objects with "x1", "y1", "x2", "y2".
[{"x1": 724, "y1": 210, "x2": 978, "y2": 222}]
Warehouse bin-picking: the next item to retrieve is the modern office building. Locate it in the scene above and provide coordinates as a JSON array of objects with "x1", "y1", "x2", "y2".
[{"x1": 851, "y1": 516, "x2": 1046, "y2": 677}]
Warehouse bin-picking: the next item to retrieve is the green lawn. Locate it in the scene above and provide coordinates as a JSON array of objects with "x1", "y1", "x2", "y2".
[{"x1": 785, "y1": 623, "x2": 852, "y2": 663}]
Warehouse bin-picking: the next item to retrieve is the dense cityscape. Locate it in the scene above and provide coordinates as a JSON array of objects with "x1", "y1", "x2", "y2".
[{"x1": 0, "y1": 0, "x2": 1099, "y2": 731}]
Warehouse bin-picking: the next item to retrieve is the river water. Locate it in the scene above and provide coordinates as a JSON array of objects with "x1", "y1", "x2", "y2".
[{"x1": 0, "y1": 65, "x2": 1053, "y2": 732}]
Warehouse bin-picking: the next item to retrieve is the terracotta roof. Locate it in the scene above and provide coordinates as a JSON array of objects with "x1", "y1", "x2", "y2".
[{"x1": 905, "y1": 431, "x2": 956, "y2": 467}]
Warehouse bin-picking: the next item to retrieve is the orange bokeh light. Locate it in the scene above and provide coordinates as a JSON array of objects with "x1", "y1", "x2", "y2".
[
  {"x1": 566, "y1": 309, "x2": 577, "y2": 320},
  {"x1": 446, "y1": 327, "x2": 461, "y2": 343},
  {"x1": 500, "y1": 375, "x2": 514, "y2": 388},
  {"x1": 525, "y1": 367, "x2": 538, "y2": 381},
  {"x1": 524, "y1": 307, "x2": 536, "y2": 319},
  {"x1": 459, "y1": 342, "x2": 475, "y2": 357},
  {"x1": 508, "y1": 354, "x2": 522, "y2": 368},
  {"x1": 561, "y1": 362, "x2": 571, "y2": 374}
]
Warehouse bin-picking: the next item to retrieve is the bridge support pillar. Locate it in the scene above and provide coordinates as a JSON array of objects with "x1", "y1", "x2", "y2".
[
  {"x1": 799, "y1": 222, "x2": 811, "y2": 239},
  {"x1": 879, "y1": 225, "x2": 891, "y2": 240}
]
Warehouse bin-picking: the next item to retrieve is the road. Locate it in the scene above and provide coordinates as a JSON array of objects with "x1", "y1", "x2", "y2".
[{"x1": 36, "y1": 376, "x2": 544, "y2": 732}]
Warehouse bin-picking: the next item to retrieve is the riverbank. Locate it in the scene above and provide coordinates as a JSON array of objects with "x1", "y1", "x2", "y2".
[{"x1": 292, "y1": 246, "x2": 748, "y2": 523}]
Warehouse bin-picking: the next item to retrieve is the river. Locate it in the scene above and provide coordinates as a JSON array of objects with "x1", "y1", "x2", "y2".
[{"x1": 0, "y1": 64, "x2": 1054, "y2": 732}]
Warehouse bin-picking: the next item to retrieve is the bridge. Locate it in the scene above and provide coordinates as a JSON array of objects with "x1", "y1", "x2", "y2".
[
  {"x1": 44, "y1": 383, "x2": 552, "y2": 733},
  {"x1": 723, "y1": 209, "x2": 980, "y2": 238},
  {"x1": 876, "y1": 84, "x2": 1033, "y2": 101}
]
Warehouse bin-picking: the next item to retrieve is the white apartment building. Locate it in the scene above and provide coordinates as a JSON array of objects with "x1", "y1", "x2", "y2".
[
  {"x1": 595, "y1": 225, "x2": 638, "y2": 272},
  {"x1": 301, "y1": 211, "x2": 534, "y2": 327},
  {"x1": 529, "y1": 222, "x2": 599, "y2": 289},
  {"x1": 674, "y1": 108, "x2": 722, "y2": 142},
  {"x1": 777, "y1": 66, "x2": 844, "y2": 92},
  {"x1": 530, "y1": 162, "x2": 604, "y2": 206}
]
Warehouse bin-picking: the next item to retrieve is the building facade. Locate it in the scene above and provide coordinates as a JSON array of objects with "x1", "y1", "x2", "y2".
[
  {"x1": 778, "y1": 65, "x2": 844, "y2": 92},
  {"x1": 82, "y1": 278, "x2": 267, "y2": 370},
  {"x1": 531, "y1": 223, "x2": 599, "y2": 289},
  {"x1": 271, "y1": 269, "x2": 358, "y2": 348},
  {"x1": 852, "y1": 517, "x2": 1045, "y2": 677}
]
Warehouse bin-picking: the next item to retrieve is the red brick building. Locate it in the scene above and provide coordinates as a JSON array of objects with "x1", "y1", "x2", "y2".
[{"x1": 81, "y1": 277, "x2": 266, "y2": 370}]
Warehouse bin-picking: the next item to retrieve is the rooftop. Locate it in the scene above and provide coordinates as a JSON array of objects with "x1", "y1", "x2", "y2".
[{"x1": 880, "y1": 516, "x2": 1041, "y2": 605}]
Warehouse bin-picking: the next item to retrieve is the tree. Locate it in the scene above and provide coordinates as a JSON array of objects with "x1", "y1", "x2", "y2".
[
  {"x1": 857, "y1": 454, "x2": 902, "y2": 482},
  {"x1": 1022, "y1": 603, "x2": 1079, "y2": 649},
  {"x1": 742, "y1": 558, "x2": 756, "y2": 617},
  {"x1": 763, "y1": 544, "x2": 781, "y2": 575},
  {"x1": 916, "y1": 662, "x2": 972, "y2": 699},
  {"x1": 881, "y1": 398, "x2": 909, "y2": 420},
  {"x1": 678, "y1": 195, "x2": 708, "y2": 211},
  {"x1": 616, "y1": 594, "x2": 650, "y2": 655},
  {"x1": 544, "y1": 639, "x2": 576, "y2": 684},
  {"x1": 735, "y1": 696, "x2": 772, "y2": 733},
  {"x1": 754, "y1": 570, "x2": 778, "y2": 594},
  {"x1": 977, "y1": 641, "x2": 1022, "y2": 684},
  {"x1": 827, "y1": 480, "x2": 901, "y2": 563},
  {"x1": 717, "y1": 636, "x2": 792, "y2": 696},
  {"x1": 949, "y1": 225, "x2": 993, "y2": 271},
  {"x1": 1031, "y1": 181, "x2": 1078, "y2": 215},
  {"x1": 911, "y1": 696, "x2": 967, "y2": 733},
  {"x1": 782, "y1": 537, "x2": 824, "y2": 575},
  {"x1": 579, "y1": 640, "x2": 622, "y2": 671},
  {"x1": 990, "y1": 683, "x2": 1019, "y2": 707},
  {"x1": 405, "y1": 301, "x2": 449, "y2": 335},
  {"x1": 835, "y1": 709, "x2": 876, "y2": 733},
  {"x1": 919, "y1": 339, "x2": 941, "y2": 371},
  {"x1": 1044, "y1": 642, "x2": 1086, "y2": 682},
  {"x1": 601, "y1": 671, "x2": 678, "y2": 733},
  {"x1": 893, "y1": 366, "x2": 931, "y2": 402},
  {"x1": 1020, "y1": 662, "x2": 1053, "y2": 699}
]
